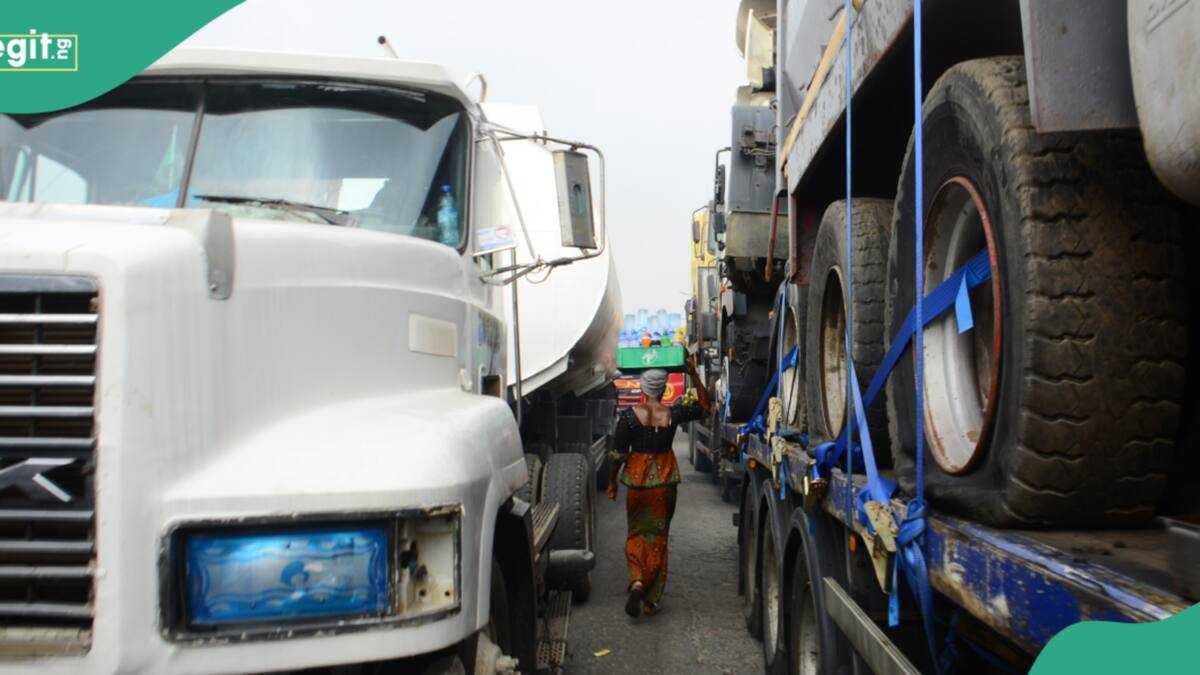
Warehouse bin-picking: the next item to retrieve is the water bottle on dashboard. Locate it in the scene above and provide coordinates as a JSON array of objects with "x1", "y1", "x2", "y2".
[{"x1": 437, "y1": 185, "x2": 458, "y2": 245}]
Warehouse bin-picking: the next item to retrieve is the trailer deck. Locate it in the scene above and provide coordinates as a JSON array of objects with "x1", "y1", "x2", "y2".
[{"x1": 740, "y1": 434, "x2": 1193, "y2": 657}]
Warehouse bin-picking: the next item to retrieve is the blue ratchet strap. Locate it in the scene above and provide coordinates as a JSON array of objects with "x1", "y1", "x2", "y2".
[
  {"x1": 810, "y1": 248, "x2": 990, "y2": 483},
  {"x1": 902, "y1": 0, "x2": 942, "y2": 668},
  {"x1": 738, "y1": 346, "x2": 799, "y2": 436},
  {"x1": 778, "y1": 454, "x2": 790, "y2": 500}
]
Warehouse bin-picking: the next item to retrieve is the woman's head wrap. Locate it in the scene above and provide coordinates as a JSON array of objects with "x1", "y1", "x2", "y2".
[{"x1": 640, "y1": 369, "x2": 668, "y2": 400}]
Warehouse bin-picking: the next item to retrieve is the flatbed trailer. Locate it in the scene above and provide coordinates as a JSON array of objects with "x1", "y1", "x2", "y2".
[
  {"x1": 736, "y1": 432, "x2": 1194, "y2": 672},
  {"x1": 718, "y1": 0, "x2": 1200, "y2": 671}
]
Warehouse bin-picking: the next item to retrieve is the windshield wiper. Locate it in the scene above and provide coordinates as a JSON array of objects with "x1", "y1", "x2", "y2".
[{"x1": 193, "y1": 194, "x2": 353, "y2": 226}]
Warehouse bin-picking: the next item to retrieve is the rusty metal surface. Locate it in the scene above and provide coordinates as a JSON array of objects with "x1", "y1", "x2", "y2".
[
  {"x1": 816, "y1": 469, "x2": 1191, "y2": 654},
  {"x1": 784, "y1": 0, "x2": 911, "y2": 195}
]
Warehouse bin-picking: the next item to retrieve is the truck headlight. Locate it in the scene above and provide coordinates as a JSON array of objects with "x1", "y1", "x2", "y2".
[
  {"x1": 184, "y1": 526, "x2": 390, "y2": 626},
  {"x1": 164, "y1": 507, "x2": 462, "y2": 640}
]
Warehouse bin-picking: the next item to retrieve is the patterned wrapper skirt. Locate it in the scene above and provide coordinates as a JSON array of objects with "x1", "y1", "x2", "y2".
[{"x1": 625, "y1": 484, "x2": 678, "y2": 605}]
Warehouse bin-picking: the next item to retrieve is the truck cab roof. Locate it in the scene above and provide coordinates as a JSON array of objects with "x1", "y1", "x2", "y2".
[{"x1": 147, "y1": 47, "x2": 477, "y2": 109}]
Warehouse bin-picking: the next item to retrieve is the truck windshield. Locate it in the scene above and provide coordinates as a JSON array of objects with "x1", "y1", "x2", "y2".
[{"x1": 0, "y1": 79, "x2": 469, "y2": 248}]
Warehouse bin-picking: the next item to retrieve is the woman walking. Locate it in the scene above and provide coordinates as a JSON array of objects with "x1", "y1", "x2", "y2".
[{"x1": 606, "y1": 363, "x2": 711, "y2": 618}]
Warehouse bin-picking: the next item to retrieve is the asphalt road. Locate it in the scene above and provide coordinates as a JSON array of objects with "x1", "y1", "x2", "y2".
[{"x1": 565, "y1": 437, "x2": 761, "y2": 674}]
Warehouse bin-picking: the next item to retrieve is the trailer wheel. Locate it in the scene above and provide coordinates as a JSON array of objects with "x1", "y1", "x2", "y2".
[
  {"x1": 739, "y1": 482, "x2": 763, "y2": 638},
  {"x1": 515, "y1": 453, "x2": 542, "y2": 505},
  {"x1": 805, "y1": 200, "x2": 893, "y2": 457},
  {"x1": 541, "y1": 453, "x2": 594, "y2": 601},
  {"x1": 887, "y1": 56, "x2": 1189, "y2": 525},
  {"x1": 760, "y1": 513, "x2": 787, "y2": 673}
]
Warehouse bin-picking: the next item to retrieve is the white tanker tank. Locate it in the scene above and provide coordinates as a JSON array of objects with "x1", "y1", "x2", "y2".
[{"x1": 482, "y1": 103, "x2": 622, "y2": 400}]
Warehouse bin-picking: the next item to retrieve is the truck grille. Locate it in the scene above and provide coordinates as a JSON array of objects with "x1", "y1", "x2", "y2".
[{"x1": 0, "y1": 276, "x2": 98, "y2": 654}]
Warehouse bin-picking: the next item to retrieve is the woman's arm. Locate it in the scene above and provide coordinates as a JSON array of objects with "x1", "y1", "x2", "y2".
[{"x1": 606, "y1": 411, "x2": 633, "y2": 499}]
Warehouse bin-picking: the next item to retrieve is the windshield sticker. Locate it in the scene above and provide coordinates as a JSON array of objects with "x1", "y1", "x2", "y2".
[{"x1": 474, "y1": 225, "x2": 517, "y2": 256}]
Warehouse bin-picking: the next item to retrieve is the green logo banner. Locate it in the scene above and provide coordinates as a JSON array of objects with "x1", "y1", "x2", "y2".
[{"x1": 1, "y1": 0, "x2": 243, "y2": 113}]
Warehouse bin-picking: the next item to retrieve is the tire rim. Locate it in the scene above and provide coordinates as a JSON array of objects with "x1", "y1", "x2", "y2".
[
  {"x1": 779, "y1": 308, "x2": 803, "y2": 428},
  {"x1": 922, "y1": 176, "x2": 1003, "y2": 474},
  {"x1": 762, "y1": 526, "x2": 781, "y2": 659},
  {"x1": 793, "y1": 583, "x2": 819, "y2": 674},
  {"x1": 818, "y1": 268, "x2": 848, "y2": 437}
]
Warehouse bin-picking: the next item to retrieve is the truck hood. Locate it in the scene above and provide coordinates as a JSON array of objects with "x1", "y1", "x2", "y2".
[{"x1": 0, "y1": 202, "x2": 480, "y2": 444}]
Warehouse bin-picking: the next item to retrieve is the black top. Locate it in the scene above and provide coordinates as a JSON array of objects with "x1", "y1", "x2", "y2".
[{"x1": 611, "y1": 402, "x2": 707, "y2": 456}]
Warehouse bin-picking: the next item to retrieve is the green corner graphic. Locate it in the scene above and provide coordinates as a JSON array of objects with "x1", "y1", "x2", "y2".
[
  {"x1": 1, "y1": 0, "x2": 243, "y2": 113},
  {"x1": 1032, "y1": 602, "x2": 1200, "y2": 674}
]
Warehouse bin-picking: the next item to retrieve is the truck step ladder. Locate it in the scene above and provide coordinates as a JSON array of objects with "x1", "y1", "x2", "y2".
[
  {"x1": 530, "y1": 501, "x2": 560, "y2": 559},
  {"x1": 535, "y1": 590, "x2": 573, "y2": 672}
]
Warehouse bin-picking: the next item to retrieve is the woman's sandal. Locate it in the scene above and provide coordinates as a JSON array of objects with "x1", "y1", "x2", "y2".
[
  {"x1": 625, "y1": 583, "x2": 645, "y2": 618},
  {"x1": 642, "y1": 602, "x2": 660, "y2": 617}
]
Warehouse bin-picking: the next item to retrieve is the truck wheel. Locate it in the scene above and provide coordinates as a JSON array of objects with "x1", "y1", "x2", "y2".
[
  {"x1": 805, "y1": 200, "x2": 893, "y2": 457},
  {"x1": 485, "y1": 559, "x2": 513, "y2": 657},
  {"x1": 886, "y1": 56, "x2": 1189, "y2": 526},
  {"x1": 787, "y1": 531, "x2": 848, "y2": 674},
  {"x1": 725, "y1": 314, "x2": 771, "y2": 420},
  {"x1": 515, "y1": 454, "x2": 542, "y2": 504},
  {"x1": 761, "y1": 513, "x2": 787, "y2": 673},
  {"x1": 696, "y1": 437, "x2": 715, "y2": 473},
  {"x1": 739, "y1": 483, "x2": 763, "y2": 639},
  {"x1": 541, "y1": 453, "x2": 594, "y2": 601},
  {"x1": 769, "y1": 285, "x2": 807, "y2": 433}
]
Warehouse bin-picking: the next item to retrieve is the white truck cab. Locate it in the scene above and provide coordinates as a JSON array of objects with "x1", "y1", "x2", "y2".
[{"x1": 0, "y1": 48, "x2": 616, "y2": 674}]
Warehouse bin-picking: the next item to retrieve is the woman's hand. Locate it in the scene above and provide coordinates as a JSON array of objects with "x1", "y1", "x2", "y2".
[{"x1": 606, "y1": 481, "x2": 619, "y2": 501}]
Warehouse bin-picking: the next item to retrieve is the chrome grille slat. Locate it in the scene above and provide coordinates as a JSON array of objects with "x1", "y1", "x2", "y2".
[
  {"x1": 0, "y1": 602, "x2": 92, "y2": 620},
  {"x1": 0, "y1": 540, "x2": 94, "y2": 555},
  {"x1": 0, "y1": 345, "x2": 96, "y2": 356},
  {"x1": 0, "y1": 509, "x2": 93, "y2": 523},
  {"x1": 0, "y1": 314, "x2": 98, "y2": 326},
  {"x1": 0, "y1": 375, "x2": 96, "y2": 388},
  {"x1": 0, "y1": 275, "x2": 97, "y2": 647},
  {"x1": 0, "y1": 566, "x2": 92, "y2": 580},
  {"x1": 0, "y1": 438, "x2": 94, "y2": 451},
  {"x1": 0, "y1": 406, "x2": 94, "y2": 418}
]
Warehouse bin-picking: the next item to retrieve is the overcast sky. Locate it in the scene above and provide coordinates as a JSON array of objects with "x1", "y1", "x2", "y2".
[{"x1": 186, "y1": 0, "x2": 745, "y2": 314}]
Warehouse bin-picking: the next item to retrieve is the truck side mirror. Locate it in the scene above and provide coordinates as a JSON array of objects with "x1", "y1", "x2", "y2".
[
  {"x1": 553, "y1": 149, "x2": 597, "y2": 249},
  {"x1": 712, "y1": 210, "x2": 727, "y2": 235},
  {"x1": 692, "y1": 218, "x2": 701, "y2": 244},
  {"x1": 714, "y1": 165, "x2": 727, "y2": 207}
]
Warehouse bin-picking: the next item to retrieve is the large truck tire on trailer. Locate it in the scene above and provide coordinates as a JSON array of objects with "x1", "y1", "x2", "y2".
[
  {"x1": 886, "y1": 57, "x2": 1189, "y2": 526},
  {"x1": 804, "y1": 199, "x2": 893, "y2": 455}
]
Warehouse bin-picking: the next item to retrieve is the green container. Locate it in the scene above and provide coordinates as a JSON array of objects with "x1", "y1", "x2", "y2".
[{"x1": 616, "y1": 345, "x2": 686, "y2": 371}]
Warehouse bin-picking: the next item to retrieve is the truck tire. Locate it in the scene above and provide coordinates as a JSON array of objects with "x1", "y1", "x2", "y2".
[
  {"x1": 486, "y1": 559, "x2": 513, "y2": 658},
  {"x1": 760, "y1": 512, "x2": 787, "y2": 673},
  {"x1": 805, "y1": 200, "x2": 893, "y2": 457},
  {"x1": 516, "y1": 453, "x2": 542, "y2": 505},
  {"x1": 541, "y1": 453, "x2": 594, "y2": 601},
  {"x1": 739, "y1": 482, "x2": 763, "y2": 639},
  {"x1": 724, "y1": 314, "x2": 771, "y2": 420},
  {"x1": 886, "y1": 56, "x2": 1189, "y2": 526},
  {"x1": 787, "y1": 527, "x2": 848, "y2": 675},
  {"x1": 696, "y1": 443, "x2": 714, "y2": 473}
]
